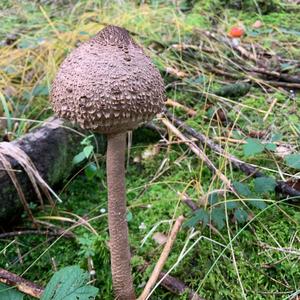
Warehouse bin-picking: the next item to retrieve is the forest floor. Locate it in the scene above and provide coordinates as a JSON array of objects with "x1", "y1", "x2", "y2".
[{"x1": 0, "y1": 1, "x2": 300, "y2": 299}]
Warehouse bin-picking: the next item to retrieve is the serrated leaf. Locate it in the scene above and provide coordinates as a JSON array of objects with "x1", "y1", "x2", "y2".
[
  {"x1": 184, "y1": 209, "x2": 209, "y2": 228},
  {"x1": 211, "y1": 207, "x2": 225, "y2": 230},
  {"x1": 83, "y1": 145, "x2": 93, "y2": 158},
  {"x1": 41, "y1": 266, "x2": 98, "y2": 300},
  {"x1": 254, "y1": 177, "x2": 276, "y2": 194},
  {"x1": 243, "y1": 138, "x2": 264, "y2": 156},
  {"x1": 284, "y1": 154, "x2": 300, "y2": 169},
  {"x1": 0, "y1": 284, "x2": 24, "y2": 300},
  {"x1": 234, "y1": 209, "x2": 248, "y2": 224},
  {"x1": 249, "y1": 200, "x2": 267, "y2": 210},
  {"x1": 233, "y1": 181, "x2": 253, "y2": 198},
  {"x1": 265, "y1": 143, "x2": 276, "y2": 151},
  {"x1": 72, "y1": 152, "x2": 86, "y2": 165}
]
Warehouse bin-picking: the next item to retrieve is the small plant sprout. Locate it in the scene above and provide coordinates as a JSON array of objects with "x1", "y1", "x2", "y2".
[{"x1": 50, "y1": 25, "x2": 165, "y2": 299}]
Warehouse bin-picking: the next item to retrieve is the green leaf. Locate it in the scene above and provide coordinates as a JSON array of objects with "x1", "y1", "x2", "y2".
[
  {"x1": 271, "y1": 133, "x2": 282, "y2": 142},
  {"x1": 184, "y1": 209, "x2": 209, "y2": 228},
  {"x1": 126, "y1": 211, "x2": 133, "y2": 222},
  {"x1": 254, "y1": 177, "x2": 276, "y2": 194},
  {"x1": 80, "y1": 135, "x2": 93, "y2": 146},
  {"x1": 208, "y1": 192, "x2": 218, "y2": 205},
  {"x1": 234, "y1": 209, "x2": 248, "y2": 224},
  {"x1": 243, "y1": 138, "x2": 264, "y2": 156},
  {"x1": 32, "y1": 84, "x2": 49, "y2": 96},
  {"x1": 225, "y1": 201, "x2": 239, "y2": 210},
  {"x1": 249, "y1": 200, "x2": 267, "y2": 210},
  {"x1": 72, "y1": 152, "x2": 86, "y2": 165},
  {"x1": 0, "y1": 284, "x2": 24, "y2": 300},
  {"x1": 284, "y1": 154, "x2": 300, "y2": 169},
  {"x1": 85, "y1": 163, "x2": 97, "y2": 179},
  {"x1": 83, "y1": 145, "x2": 94, "y2": 158},
  {"x1": 41, "y1": 266, "x2": 98, "y2": 300},
  {"x1": 211, "y1": 207, "x2": 225, "y2": 230},
  {"x1": 233, "y1": 181, "x2": 252, "y2": 198},
  {"x1": 265, "y1": 143, "x2": 276, "y2": 152}
]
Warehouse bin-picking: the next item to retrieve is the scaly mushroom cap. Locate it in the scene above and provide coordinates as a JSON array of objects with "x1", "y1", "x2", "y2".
[{"x1": 50, "y1": 25, "x2": 165, "y2": 134}]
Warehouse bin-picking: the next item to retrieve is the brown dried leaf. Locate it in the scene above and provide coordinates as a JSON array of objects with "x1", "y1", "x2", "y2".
[{"x1": 152, "y1": 232, "x2": 168, "y2": 245}]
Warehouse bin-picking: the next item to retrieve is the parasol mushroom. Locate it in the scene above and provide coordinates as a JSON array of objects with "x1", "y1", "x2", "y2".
[{"x1": 50, "y1": 25, "x2": 165, "y2": 299}]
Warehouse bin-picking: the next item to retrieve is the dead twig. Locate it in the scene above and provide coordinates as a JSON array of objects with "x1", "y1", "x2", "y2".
[
  {"x1": 158, "y1": 271, "x2": 205, "y2": 300},
  {"x1": 0, "y1": 229, "x2": 75, "y2": 239},
  {"x1": 164, "y1": 110, "x2": 300, "y2": 200},
  {"x1": 138, "y1": 215, "x2": 185, "y2": 300},
  {"x1": 166, "y1": 99, "x2": 197, "y2": 117},
  {"x1": 0, "y1": 268, "x2": 43, "y2": 298},
  {"x1": 162, "y1": 118, "x2": 234, "y2": 192}
]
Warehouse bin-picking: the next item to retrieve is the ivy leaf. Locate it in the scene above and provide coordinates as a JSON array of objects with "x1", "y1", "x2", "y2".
[
  {"x1": 234, "y1": 209, "x2": 248, "y2": 224},
  {"x1": 249, "y1": 200, "x2": 267, "y2": 210},
  {"x1": 243, "y1": 138, "x2": 264, "y2": 156},
  {"x1": 83, "y1": 145, "x2": 94, "y2": 158},
  {"x1": 233, "y1": 181, "x2": 253, "y2": 198},
  {"x1": 254, "y1": 177, "x2": 276, "y2": 194},
  {"x1": 284, "y1": 154, "x2": 300, "y2": 169},
  {"x1": 211, "y1": 207, "x2": 225, "y2": 230},
  {"x1": 0, "y1": 284, "x2": 24, "y2": 300},
  {"x1": 184, "y1": 209, "x2": 209, "y2": 228},
  {"x1": 72, "y1": 152, "x2": 86, "y2": 165},
  {"x1": 41, "y1": 266, "x2": 98, "y2": 300}
]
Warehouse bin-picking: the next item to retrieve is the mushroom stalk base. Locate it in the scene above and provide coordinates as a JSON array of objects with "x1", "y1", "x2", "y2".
[{"x1": 107, "y1": 132, "x2": 136, "y2": 300}]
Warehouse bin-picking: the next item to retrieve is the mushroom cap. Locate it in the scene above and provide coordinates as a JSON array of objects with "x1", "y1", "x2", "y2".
[{"x1": 50, "y1": 25, "x2": 165, "y2": 134}]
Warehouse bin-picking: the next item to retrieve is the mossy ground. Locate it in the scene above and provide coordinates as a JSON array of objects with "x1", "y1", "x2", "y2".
[{"x1": 0, "y1": 1, "x2": 300, "y2": 299}]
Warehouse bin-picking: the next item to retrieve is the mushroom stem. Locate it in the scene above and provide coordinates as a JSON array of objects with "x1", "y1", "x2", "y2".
[{"x1": 107, "y1": 132, "x2": 136, "y2": 300}]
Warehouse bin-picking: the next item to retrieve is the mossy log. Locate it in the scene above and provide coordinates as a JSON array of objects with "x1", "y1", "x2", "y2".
[
  {"x1": 0, "y1": 118, "x2": 160, "y2": 225},
  {"x1": 0, "y1": 117, "x2": 104, "y2": 225}
]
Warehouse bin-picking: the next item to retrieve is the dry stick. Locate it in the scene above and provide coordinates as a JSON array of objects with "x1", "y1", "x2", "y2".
[
  {"x1": 244, "y1": 66, "x2": 300, "y2": 84},
  {"x1": 166, "y1": 98, "x2": 197, "y2": 117},
  {"x1": 138, "y1": 215, "x2": 185, "y2": 300},
  {"x1": 0, "y1": 268, "x2": 43, "y2": 299},
  {"x1": 0, "y1": 230, "x2": 74, "y2": 239},
  {"x1": 139, "y1": 261, "x2": 205, "y2": 300},
  {"x1": 164, "y1": 111, "x2": 300, "y2": 199},
  {"x1": 158, "y1": 271, "x2": 205, "y2": 300},
  {"x1": 161, "y1": 118, "x2": 234, "y2": 192}
]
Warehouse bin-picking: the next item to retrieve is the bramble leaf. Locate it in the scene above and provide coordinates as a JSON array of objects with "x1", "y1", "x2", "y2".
[{"x1": 41, "y1": 266, "x2": 98, "y2": 300}]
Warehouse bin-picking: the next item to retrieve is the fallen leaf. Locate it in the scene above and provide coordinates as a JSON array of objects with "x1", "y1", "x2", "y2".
[
  {"x1": 252, "y1": 20, "x2": 263, "y2": 29},
  {"x1": 275, "y1": 144, "x2": 294, "y2": 158},
  {"x1": 152, "y1": 232, "x2": 168, "y2": 245}
]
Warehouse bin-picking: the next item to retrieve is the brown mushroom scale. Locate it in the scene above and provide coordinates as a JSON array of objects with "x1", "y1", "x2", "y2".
[
  {"x1": 50, "y1": 25, "x2": 165, "y2": 300},
  {"x1": 51, "y1": 25, "x2": 165, "y2": 134}
]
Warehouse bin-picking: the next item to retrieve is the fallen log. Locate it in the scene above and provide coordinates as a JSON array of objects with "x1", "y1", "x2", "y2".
[
  {"x1": 0, "y1": 117, "x2": 161, "y2": 225},
  {"x1": 0, "y1": 117, "x2": 104, "y2": 225}
]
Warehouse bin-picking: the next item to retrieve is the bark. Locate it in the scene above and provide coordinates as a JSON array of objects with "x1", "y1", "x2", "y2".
[{"x1": 107, "y1": 132, "x2": 135, "y2": 300}]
